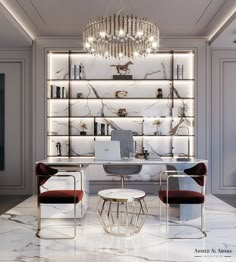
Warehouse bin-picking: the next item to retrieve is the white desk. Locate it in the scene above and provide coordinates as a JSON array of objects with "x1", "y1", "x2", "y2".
[
  {"x1": 41, "y1": 157, "x2": 207, "y2": 167},
  {"x1": 39, "y1": 157, "x2": 208, "y2": 220}
]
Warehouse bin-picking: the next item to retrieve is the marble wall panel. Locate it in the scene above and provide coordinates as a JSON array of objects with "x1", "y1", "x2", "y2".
[{"x1": 70, "y1": 54, "x2": 172, "y2": 80}]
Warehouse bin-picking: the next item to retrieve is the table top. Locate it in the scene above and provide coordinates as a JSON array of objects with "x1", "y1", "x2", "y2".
[
  {"x1": 39, "y1": 157, "x2": 208, "y2": 167},
  {"x1": 98, "y1": 188, "x2": 146, "y2": 201}
]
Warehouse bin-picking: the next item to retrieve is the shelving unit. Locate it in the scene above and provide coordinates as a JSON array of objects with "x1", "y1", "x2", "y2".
[{"x1": 47, "y1": 51, "x2": 195, "y2": 158}]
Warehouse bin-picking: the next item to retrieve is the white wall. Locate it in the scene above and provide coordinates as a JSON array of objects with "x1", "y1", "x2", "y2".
[{"x1": 0, "y1": 49, "x2": 32, "y2": 195}]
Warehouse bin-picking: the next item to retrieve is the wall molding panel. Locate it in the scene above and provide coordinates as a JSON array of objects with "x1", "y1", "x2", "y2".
[
  {"x1": 0, "y1": 50, "x2": 32, "y2": 195},
  {"x1": 212, "y1": 50, "x2": 236, "y2": 194}
]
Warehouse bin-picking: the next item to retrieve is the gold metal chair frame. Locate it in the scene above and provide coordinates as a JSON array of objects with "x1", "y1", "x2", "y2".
[
  {"x1": 159, "y1": 170, "x2": 207, "y2": 239},
  {"x1": 36, "y1": 171, "x2": 83, "y2": 239}
]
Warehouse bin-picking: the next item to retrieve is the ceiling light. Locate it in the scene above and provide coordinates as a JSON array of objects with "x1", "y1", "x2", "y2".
[{"x1": 83, "y1": 14, "x2": 159, "y2": 58}]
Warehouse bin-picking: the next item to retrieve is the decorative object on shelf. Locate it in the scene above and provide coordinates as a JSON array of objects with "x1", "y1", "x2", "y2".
[
  {"x1": 173, "y1": 86, "x2": 181, "y2": 98},
  {"x1": 95, "y1": 121, "x2": 111, "y2": 135},
  {"x1": 156, "y1": 88, "x2": 163, "y2": 98},
  {"x1": 111, "y1": 61, "x2": 133, "y2": 75},
  {"x1": 176, "y1": 64, "x2": 184, "y2": 79},
  {"x1": 80, "y1": 63, "x2": 86, "y2": 79},
  {"x1": 117, "y1": 108, "x2": 128, "y2": 117},
  {"x1": 48, "y1": 131, "x2": 57, "y2": 136},
  {"x1": 77, "y1": 92, "x2": 83, "y2": 98},
  {"x1": 153, "y1": 119, "x2": 162, "y2": 135},
  {"x1": 51, "y1": 85, "x2": 66, "y2": 98},
  {"x1": 113, "y1": 74, "x2": 133, "y2": 80},
  {"x1": 56, "y1": 142, "x2": 61, "y2": 156},
  {"x1": 72, "y1": 64, "x2": 81, "y2": 79},
  {"x1": 115, "y1": 90, "x2": 128, "y2": 98},
  {"x1": 83, "y1": 1, "x2": 159, "y2": 58},
  {"x1": 79, "y1": 121, "x2": 88, "y2": 135},
  {"x1": 178, "y1": 101, "x2": 189, "y2": 117},
  {"x1": 143, "y1": 149, "x2": 149, "y2": 160},
  {"x1": 168, "y1": 118, "x2": 184, "y2": 136},
  {"x1": 54, "y1": 68, "x2": 69, "y2": 80}
]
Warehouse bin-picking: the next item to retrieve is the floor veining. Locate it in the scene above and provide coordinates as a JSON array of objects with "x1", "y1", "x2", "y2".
[{"x1": 0, "y1": 195, "x2": 235, "y2": 262}]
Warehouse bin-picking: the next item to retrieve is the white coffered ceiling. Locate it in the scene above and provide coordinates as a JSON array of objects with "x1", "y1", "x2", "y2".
[{"x1": 0, "y1": 0, "x2": 235, "y2": 48}]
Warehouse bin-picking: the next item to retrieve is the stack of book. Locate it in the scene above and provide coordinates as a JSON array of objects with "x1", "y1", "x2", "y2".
[
  {"x1": 51, "y1": 85, "x2": 67, "y2": 98},
  {"x1": 94, "y1": 122, "x2": 113, "y2": 136}
]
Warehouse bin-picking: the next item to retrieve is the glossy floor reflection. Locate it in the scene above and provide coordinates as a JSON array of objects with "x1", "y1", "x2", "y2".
[{"x1": 0, "y1": 195, "x2": 235, "y2": 262}]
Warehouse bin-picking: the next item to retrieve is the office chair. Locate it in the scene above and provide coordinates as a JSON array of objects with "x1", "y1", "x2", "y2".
[
  {"x1": 159, "y1": 162, "x2": 207, "y2": 239},
  {"x1": 35, "y1": 162, "x2": 83, "y2": 239},
  {"x1": 103, "y1": 130, "x2": 142, "y2": 188}
]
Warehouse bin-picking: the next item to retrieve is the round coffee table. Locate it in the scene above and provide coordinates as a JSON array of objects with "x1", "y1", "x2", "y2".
[{"x1": 97, "y1": 188, "x2": 148, "y2": 236}]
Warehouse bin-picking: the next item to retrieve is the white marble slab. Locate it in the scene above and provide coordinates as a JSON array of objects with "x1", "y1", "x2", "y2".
[
  {"x1": 98, "y1": 188, "x2": 146, "y2": 201},
  {"x1": 0, "y1": 195, "x2": 235, "y2": 261}
]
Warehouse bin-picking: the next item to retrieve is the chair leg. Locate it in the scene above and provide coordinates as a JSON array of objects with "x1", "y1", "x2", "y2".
[
  {"x1": 166, "y1": 202, "x2": 169, "y2": 236},
  {"x1": 159, "y1": 196, "x2": 162, "y2": 225},
  {"x1": 37, "y1": 202, "x2": 41, "y2": 232},
  {"x1": 121, "y1": 176, "x2": 124, "y2": 188},
  {"x1": 165, "y1": 203, "x2": 207, "y2": 239},
  {"x1": 80, "y1": 199, "x2": 83, "y2": 225},
  {"x1": 201, "y1": 202, "x2": 205, "y2": 231},
  {"x1": 36, "y1": 203, "x2": 78, "y2": 239},
  {"x1": 73, "y1": 202, "x2": 76, "y2": 238}
]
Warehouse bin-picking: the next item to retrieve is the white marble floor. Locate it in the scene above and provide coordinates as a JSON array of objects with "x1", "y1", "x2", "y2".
[{"x1": 0, "y1": 194, "x2": 235, "y2": 262}]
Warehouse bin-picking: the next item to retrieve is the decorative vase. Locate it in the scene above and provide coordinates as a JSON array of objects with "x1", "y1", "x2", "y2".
[
  {"x1": 157, "y1": 88, "x2": 163, "y2": 98},
  {"x1": 80, "y1": 131, "x2": 86, "y2": 135},
  {"x1": 117, "y1": 108, "x2": 128, "y2": 117}
]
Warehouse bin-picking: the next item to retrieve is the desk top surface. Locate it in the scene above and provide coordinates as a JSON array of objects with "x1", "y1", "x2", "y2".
[{"x1": 39, "y1": 157, "x2": 208, "y2": 166}]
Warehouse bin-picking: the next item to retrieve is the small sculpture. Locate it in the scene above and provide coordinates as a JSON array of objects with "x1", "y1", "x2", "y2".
[
  {"x1": 115, "y1": 90, "x2": 128, "y2": 98},
  {"x1": 80, "y1": 63, "x2": 86, "y2": 79},
  {"x1": 117, "y1": 108, "x2": 128, "y2": 117},
  {"x1": 153, "y1": 119, "x2": 162, "y2": 135},
  {"x1": 56, "y1": 142, "x2": 61, "y2": 156},
  {"x1": 157, "y1": 88, "x2": 163, "y2": 98},
  {"x1": 77, "y1": 92, "x2": 83, "y2": 98},
  {"x1": 110, "y1": 61, "x2": 133, "y2": 75},
  {"x1": 79, "y1": 121, "x2": 88, "y2": 135},
  {"x1": 178, "y1": 101, "x2": 189, "y2": 117}
]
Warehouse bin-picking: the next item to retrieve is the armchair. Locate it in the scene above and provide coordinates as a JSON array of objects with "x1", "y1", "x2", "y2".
[
  {"x1": 159, "y1": 162, "x2": 207, "y2": 239},
  {"x1": 35, "y1": 162, "x2": 83, "y2": 239}
]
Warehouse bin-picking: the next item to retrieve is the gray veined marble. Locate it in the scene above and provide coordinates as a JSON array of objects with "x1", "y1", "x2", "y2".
[{"x1": 0, "y1": 195, "x2": 236, "y2": 262}]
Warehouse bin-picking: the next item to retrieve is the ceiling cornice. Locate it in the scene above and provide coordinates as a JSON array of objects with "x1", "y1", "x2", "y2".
[{"x1": 0, "y1": 0, "x2": 34, "y2": 42}]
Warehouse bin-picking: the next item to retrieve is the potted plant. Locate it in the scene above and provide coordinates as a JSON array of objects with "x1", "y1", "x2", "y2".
[
  {"x1": 79, "y1": 121, "x2": 88, "y2": 135},
  {"x1": 153, "y1": 119, "x2": 162, "y2": 135}
]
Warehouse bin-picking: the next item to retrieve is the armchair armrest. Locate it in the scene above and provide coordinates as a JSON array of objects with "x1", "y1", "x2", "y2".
[
  {"x1": 159, "y1": 170, "x2": 206, "y2": 194},
  {"x1": 37, "y1": 171, "x2": 82, "y2": 193}
]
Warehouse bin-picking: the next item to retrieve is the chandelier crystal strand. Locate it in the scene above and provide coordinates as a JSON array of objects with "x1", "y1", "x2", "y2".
[{"x1": 83, "y1": 14, "x2": 159, "y2": 58}]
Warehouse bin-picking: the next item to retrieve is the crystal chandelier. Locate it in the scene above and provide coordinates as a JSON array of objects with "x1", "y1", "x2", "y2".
[{"x1": 83, "y1": 14, "x2": 160, "y2": 58}]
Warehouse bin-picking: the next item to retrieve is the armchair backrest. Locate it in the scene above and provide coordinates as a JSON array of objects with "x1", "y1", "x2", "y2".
[
  {"x1": 184, "y1": 163, "x2": 207, "y2": 186},
  {"x1": 111, "y1": 130, "x2": 134, "y2": 158},
  {"x1": 35, "y1": 162, "x2": 58, "y2": 188}
]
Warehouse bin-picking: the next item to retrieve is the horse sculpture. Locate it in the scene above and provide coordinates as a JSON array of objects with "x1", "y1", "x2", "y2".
[{"x1": 110, "y1": 61, "x2": 133, "y2": 75}]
